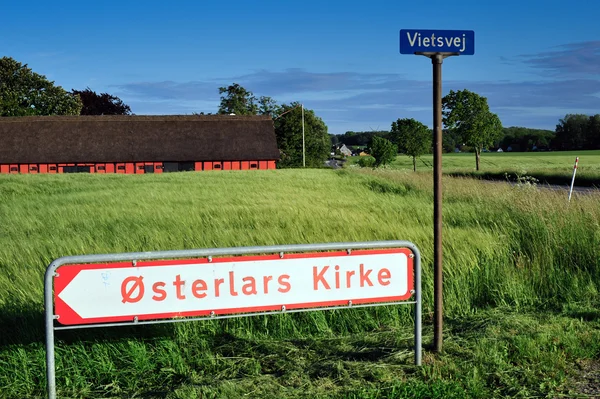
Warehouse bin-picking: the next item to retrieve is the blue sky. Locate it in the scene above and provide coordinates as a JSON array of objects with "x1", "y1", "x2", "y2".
[{"x1": 3, "y1": 0, "x2": 599, "y2": 134}]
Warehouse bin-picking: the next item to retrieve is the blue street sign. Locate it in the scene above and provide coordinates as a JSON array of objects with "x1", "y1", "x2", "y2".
[{"x1": 400, "y1": 29, "x2": 475, "y2": 55}]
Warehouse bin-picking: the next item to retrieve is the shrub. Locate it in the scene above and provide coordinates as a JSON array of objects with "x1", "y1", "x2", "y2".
[
  {"x1": 357, "y1": 156, "x2": 376, "y2": 168},
  {"x1": 370, "y1": 136, "x2": 397, "y2": 167}
]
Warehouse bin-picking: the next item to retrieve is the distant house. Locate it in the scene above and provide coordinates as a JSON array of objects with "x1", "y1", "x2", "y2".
[
  {"x1": 0, "y1": 115, "x2": 280, "y2": 174},
  {"x1": 338, "y1": 144, "x2": 352, "y2": 157}
]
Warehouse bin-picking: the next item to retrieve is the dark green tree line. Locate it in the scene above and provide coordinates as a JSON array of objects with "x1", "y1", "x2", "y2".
[
  {"x1": 553, "y1": 114, "x2": 600, "y2": 150},
  {"x1": 500, "y1": 127, "x2": 554, "y2": 151},
  {"x1": 334, "y1": 131, "x2": 390, "y2": 147}
]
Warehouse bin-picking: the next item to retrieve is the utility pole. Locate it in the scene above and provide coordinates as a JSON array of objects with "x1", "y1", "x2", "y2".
[{"x1": 302, "y1": 104, "x2": 305, "y2": 168}]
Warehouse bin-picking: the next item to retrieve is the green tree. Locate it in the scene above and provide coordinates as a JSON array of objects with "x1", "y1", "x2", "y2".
[
  {"x1": 442, "y1": 89, "x2": 503, "y2": 170},
  {"x1": 0, "y1": 56, "x2": 81, "y2": 116},
  {"x1": 217, "y1": 83, "x2": 258, "y2": 115},
  {"x1": 587, "y1": 114, "x2": 600, "y2": 149},
  {"x1": 391, "y1": 118, "x2": 431, "y2": 171},
  {"x1": 553, "y1": 114, "x2": 597, "y2": 150},
  {"x1": 274, "y1": 103, "x2": 329, "y2": 168},
  {"x1": 214, "y1": 84, "x2": 329, "y2": 168},
  {"x1": 442, "y1": 128, "x2": 461, "y2": 153},
  {"x1": 72, "y1": 87, "x2": 132, "y2": 115},
  {"x1": 329, "y1": 134, "x2": 340, "y2": 146},
  {"x1": 257, "y1": 95, "x2": 280, "y2": 118},
  {"x1": 369, "y1": 136, "x2": 397, "y2": 167}
]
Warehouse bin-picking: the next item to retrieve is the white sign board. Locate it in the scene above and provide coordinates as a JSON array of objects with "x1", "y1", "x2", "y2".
[{"x1": 55, "y1": 249, "x2": 414, "y2": 325}]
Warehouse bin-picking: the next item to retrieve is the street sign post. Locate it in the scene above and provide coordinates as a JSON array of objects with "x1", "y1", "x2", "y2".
[
  {"x1": 399, "y1": 28, "x2": 474, "y2": 353},
  {"x1": 45, "y1": 241, "x2": 422, "y2": 399}
]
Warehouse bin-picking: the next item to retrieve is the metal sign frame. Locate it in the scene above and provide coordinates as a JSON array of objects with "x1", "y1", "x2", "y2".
[{"x1": 45, "y1": 241, "x2": 421, "y2": 399}]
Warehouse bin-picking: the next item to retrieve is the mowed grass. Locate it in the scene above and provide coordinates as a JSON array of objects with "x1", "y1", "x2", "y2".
[
  {"x1": 0, "y1": 168, "x2": 599, "y2": 398},
  {"x1": 347, "y1": 150, "x2": 600, "y2": 186}
]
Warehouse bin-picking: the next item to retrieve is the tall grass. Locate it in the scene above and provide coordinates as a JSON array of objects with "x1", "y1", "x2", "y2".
[{"x1": 0, "y1": 169, "x2": 599, "y2": 397}]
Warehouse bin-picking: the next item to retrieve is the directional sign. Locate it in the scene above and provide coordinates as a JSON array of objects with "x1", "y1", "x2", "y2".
[
  {"x1": 54, "y1": 249, "x2": 414, "y2": 325},
  {"x1": 400, "y1": 29, "x2": 475, "y2": 55}
]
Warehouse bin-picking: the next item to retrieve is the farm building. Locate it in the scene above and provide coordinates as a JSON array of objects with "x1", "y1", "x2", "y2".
[
  {"x1": 338, "y1": 144, "x2": 352, "y2": 157},
  {"x1": 0, "y1": 115, "x2": 280, "y2": 174}
]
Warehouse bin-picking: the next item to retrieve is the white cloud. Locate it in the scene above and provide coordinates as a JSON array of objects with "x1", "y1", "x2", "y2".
[{"x1": 113, "y1": 55, "x2": 599, "y2": 133}]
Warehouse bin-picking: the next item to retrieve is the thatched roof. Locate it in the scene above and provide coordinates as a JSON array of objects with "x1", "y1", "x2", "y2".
[{"x1": 0, "y1": 115, "x2": 280, "y2": 164}]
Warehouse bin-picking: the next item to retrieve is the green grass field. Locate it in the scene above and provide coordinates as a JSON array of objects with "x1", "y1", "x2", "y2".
[
  {"x1": 347, "y1": 150, "x2": 600, "y2": 186},
  {"x1": 0, "y1": 167, "x2": 599, "y2": 398}
]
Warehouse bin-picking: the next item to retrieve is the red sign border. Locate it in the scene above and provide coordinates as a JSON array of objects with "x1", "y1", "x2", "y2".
[{"x1": 54, "y1": 248, "x2": 414, "y2": 326}]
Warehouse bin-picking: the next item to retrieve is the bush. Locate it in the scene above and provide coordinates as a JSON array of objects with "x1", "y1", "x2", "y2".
[
  {"x1": 357, "y1": 156, "x2": 376, "y2": 168},
  {"x1": 370, "y1": 136, "x2": 397, "y2": 167}
]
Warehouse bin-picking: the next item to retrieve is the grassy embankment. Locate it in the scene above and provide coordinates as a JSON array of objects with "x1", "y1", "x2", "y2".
[
  {"x1": 347, "y1": 150, "x2": 600, "y2": 186},
  {"x1": 0, "y1": 168, "x2": 599, "y2": 398}
]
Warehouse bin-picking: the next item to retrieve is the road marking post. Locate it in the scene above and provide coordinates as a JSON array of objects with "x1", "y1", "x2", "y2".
[{"x1": 569, "y1": 156, "x2": 579, "y2": 202}]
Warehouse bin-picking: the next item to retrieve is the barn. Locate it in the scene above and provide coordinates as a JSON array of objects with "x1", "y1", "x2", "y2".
[{"x1": 0, "y1": 115, "x2": 280, "y2": 174}]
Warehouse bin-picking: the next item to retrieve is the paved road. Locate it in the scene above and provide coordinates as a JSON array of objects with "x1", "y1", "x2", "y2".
[
  {"x1": 326, "y1": 158, "x2": 345, "y2": 169},
  {"x1": 485, "y1": 179, "x2": 599, "y2": 195},
  {"x1": 543, "y1": 184, "x2": 599, "y2": 195}
]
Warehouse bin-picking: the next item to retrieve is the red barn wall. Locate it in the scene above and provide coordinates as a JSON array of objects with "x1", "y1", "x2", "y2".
[{"x1": 0, "y1": 159, "x2": 277, "y2": 174}]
